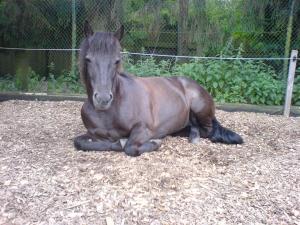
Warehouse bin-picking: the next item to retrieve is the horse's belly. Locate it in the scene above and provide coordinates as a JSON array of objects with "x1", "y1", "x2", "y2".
[{"x1": 153, "y1": 93, "x2": 190, "y2": 137}]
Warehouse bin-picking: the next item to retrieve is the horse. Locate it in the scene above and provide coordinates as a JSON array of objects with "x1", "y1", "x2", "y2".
[{"x1": 74, "y1": 21, "x2": 243, "y2": 157}]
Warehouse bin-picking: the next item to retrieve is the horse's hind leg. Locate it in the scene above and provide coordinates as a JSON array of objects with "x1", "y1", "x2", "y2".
[
  {"x1": 188, "y1": 87, "x2": 243, "y2": 144},
  {"x1": 189, "y1": 126, "x2": 201, "y2": 143},
  {"x1": 191, "y1": 109, "x2": 243, "y2": 144},
  {"x1": 188, "y1": 112, "x2": 202, "y2": 143},
  {"x1": 188, "y1": 91, "x2": 215, "y2": 141}
]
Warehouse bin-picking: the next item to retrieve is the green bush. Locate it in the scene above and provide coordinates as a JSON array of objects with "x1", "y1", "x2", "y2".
[
  {"x1": 0, "y1": 63, "x2": 84, "y2": 94},
  {"x1": 123, "y1": 54, "x2": 289, "y2": 105},
  {"x1": 1, "y1": 58, "x2": 299, "y2": 106},
  {"x1": 0, "y1": 75, "x2": 18, "y2": 92},
  {"x1": 174, "y1": 59, "x2": 284, "y2": 105},
  {"x1": 123, "y1": 54, "x2": 172, "y2": 77},
  {"x1": 46, "y1": 62, "x2": 84, "y2": 94},
  {"x1": 47, "y1": 69, "x2": 84, "y2": 94}
]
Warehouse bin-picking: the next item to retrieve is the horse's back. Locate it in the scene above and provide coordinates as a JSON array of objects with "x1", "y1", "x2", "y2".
[{"x1": 141, "y1": 75, "x2": 214, "y2": 112}]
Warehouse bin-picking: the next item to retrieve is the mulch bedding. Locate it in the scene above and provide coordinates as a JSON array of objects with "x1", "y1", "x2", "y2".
[{"x1": 0, "y1": 100, "x2": 299, "y2": 225}]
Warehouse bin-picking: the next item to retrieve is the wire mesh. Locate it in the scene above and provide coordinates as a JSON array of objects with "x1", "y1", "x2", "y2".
[{"x1": 0, "y1": 0, "x2": 299, "y2": 55}]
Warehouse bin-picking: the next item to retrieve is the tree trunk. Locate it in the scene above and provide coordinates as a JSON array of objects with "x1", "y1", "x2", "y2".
[
  {"x1": 178, "y1": 0, "x2": 189, "y2": 56},
  {"x1": 283, "y1": 0, "x2": 296, "y2": 80},
  {"x1": 194, "y1": 0, "x2": 207, "y2": 56},
  {"x1": 291, "y1": 0, "x2": 300, "y2": 42},
  {"x1": 71, "y1": 0, "x2": 76, "y2": 78}
]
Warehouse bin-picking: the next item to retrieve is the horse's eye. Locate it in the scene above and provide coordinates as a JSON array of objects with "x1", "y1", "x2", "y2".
[
  {"x1": 115, "y1": 59, "x2": 120, "y2": 65},
  {"x1": 85, "y1": 57, "x2": 91, "y2": 63}
]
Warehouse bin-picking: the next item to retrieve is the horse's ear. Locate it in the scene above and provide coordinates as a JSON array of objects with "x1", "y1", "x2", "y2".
[
  {"x1": 84, "y1": 20, "x2": 94, "y2": 38},
  {"x1": 114, "y1": 25, "x2": 124, "y2": 41}
]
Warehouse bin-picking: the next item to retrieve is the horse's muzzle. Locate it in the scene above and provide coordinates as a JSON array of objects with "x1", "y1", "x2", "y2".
[{"x1": 93, "y1": 92, "x2": 113, "y2": 110}]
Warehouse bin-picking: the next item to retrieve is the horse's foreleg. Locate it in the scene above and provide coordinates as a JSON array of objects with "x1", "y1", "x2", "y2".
[
  {"x1": 124, "y1": 123, "x2": 161, "y2": 157},
  {"x1": 124, "y1": 140, "x2": 161, "y2": 157},
  {"x1": 74, "y1": 133, "x2": 123, "y2": 152}
]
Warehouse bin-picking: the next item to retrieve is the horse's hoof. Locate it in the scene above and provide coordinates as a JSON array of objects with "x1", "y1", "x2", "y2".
[
  {"x1": 124, "y1": 148, "x2": 140, "y2": 157},
  {"x1": 150, "y1": 139, "x2": 162, "y2": 146},
  {"x1": 189, "y1": 137, "x2": 200, "y2": 144}
]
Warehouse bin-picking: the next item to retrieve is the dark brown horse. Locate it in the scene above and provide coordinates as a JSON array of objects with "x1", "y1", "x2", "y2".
[{"x1": 74, "y1": 21, "x2": 243, "y2": 157}]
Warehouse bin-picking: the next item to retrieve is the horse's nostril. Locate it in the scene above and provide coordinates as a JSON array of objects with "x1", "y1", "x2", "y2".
[
  {"x1": 105, "y1": 94, "x2": 113, "y2": 104},
  {"x1": 94, "y1": 92, "x2": 100, "y2": 100}
]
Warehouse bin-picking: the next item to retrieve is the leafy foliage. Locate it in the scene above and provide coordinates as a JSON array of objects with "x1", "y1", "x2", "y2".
[
  {"x1": 123, "y1": 54, "x2": 172, "y2": 76},
  {"x1": 0, "y1": 64, "x2": 84, "y2": 94},
  {"x1": 122, "y1": 45, "x2": 293, "y2": 105},
  {"x1": 1, "y1": 56, "x2": 299, "y2": 106},
  {"x1": 174, "y1": 59, "x2": 284, "y2": 105},
  {"x1": 123, "y1": 57, "x2": 287, "y2": 105}
]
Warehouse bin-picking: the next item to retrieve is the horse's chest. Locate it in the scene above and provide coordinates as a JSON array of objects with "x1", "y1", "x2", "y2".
[
  {"x1": 94, "y1": 127, "x2": 120, "y2": 139},
  {"x1": 92, "y1": 118, "x2": 122, "y2": 138},
  {"x1": 82, "y1": 104, "x2": 128, "y2": 140}
]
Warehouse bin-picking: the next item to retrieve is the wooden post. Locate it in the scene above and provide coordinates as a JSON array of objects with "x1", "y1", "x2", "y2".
[{"x1": 283, "y1": 50, "x2": 298, "y2": 117}]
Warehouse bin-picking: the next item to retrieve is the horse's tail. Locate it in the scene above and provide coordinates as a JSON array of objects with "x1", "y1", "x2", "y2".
[{"x1": 208, "y1": 118, "x2": 243, "y2": 144}]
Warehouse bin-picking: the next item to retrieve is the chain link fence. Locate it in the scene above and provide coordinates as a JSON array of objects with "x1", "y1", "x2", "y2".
[
  {"x1": 0, "y1": 0, "x2": 299, "y2": 105},
  {"x1": 1, "y1": 0, "x2": 299, "y2": 54}
]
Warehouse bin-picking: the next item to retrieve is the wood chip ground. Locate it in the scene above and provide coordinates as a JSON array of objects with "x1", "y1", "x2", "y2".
[{"x1": 0, "y1": 100, "x2": 299, "y2": 225}]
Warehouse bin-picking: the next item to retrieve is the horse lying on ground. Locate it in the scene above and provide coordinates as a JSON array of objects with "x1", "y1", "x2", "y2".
[{"x1": 74, "y1": 21, "x2": 243, "y2": 157}]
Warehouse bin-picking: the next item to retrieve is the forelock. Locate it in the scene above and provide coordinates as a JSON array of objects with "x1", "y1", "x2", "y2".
[{"x1": 88, "y1": 32, "x2": 120, "y2": 55}]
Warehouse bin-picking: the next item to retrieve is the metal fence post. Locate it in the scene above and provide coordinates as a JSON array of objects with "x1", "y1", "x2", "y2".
[{"x1": 283, "y1": 49, "x2": 298, "y2": 117}]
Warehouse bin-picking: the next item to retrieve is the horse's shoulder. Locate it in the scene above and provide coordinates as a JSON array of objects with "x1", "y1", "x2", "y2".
[{"x1": 118, "y1": 72, "x2": 136, "y2": 82}]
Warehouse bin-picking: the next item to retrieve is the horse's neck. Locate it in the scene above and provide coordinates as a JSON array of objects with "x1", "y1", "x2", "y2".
[
  {"x1": 115, "y1": 73, "x2": 126, "y2": 96},
  {"x1": 86, "y1": 83, "x2": 94, "y2": 104},
  {"x1": 114, "y1": 72, "x2": 134, "y2": 97},
  {"x1": 119, "y1": 72, "x2": 134, "y2": 79}
]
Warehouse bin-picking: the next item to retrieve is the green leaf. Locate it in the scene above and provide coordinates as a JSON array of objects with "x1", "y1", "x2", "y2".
[{"x1": 213, "y1": 82, "x2": 218, "y2": 89}]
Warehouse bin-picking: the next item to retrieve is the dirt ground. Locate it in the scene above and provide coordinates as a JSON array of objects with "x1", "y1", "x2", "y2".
[{"x1": 0, "y1": 100, "x2": 299, "y2": 225}]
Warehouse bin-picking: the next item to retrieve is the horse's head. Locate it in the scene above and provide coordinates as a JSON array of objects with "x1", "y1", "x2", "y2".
[{"x1": 80, "y1": 21, "x2": 124, "y2": 111}]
